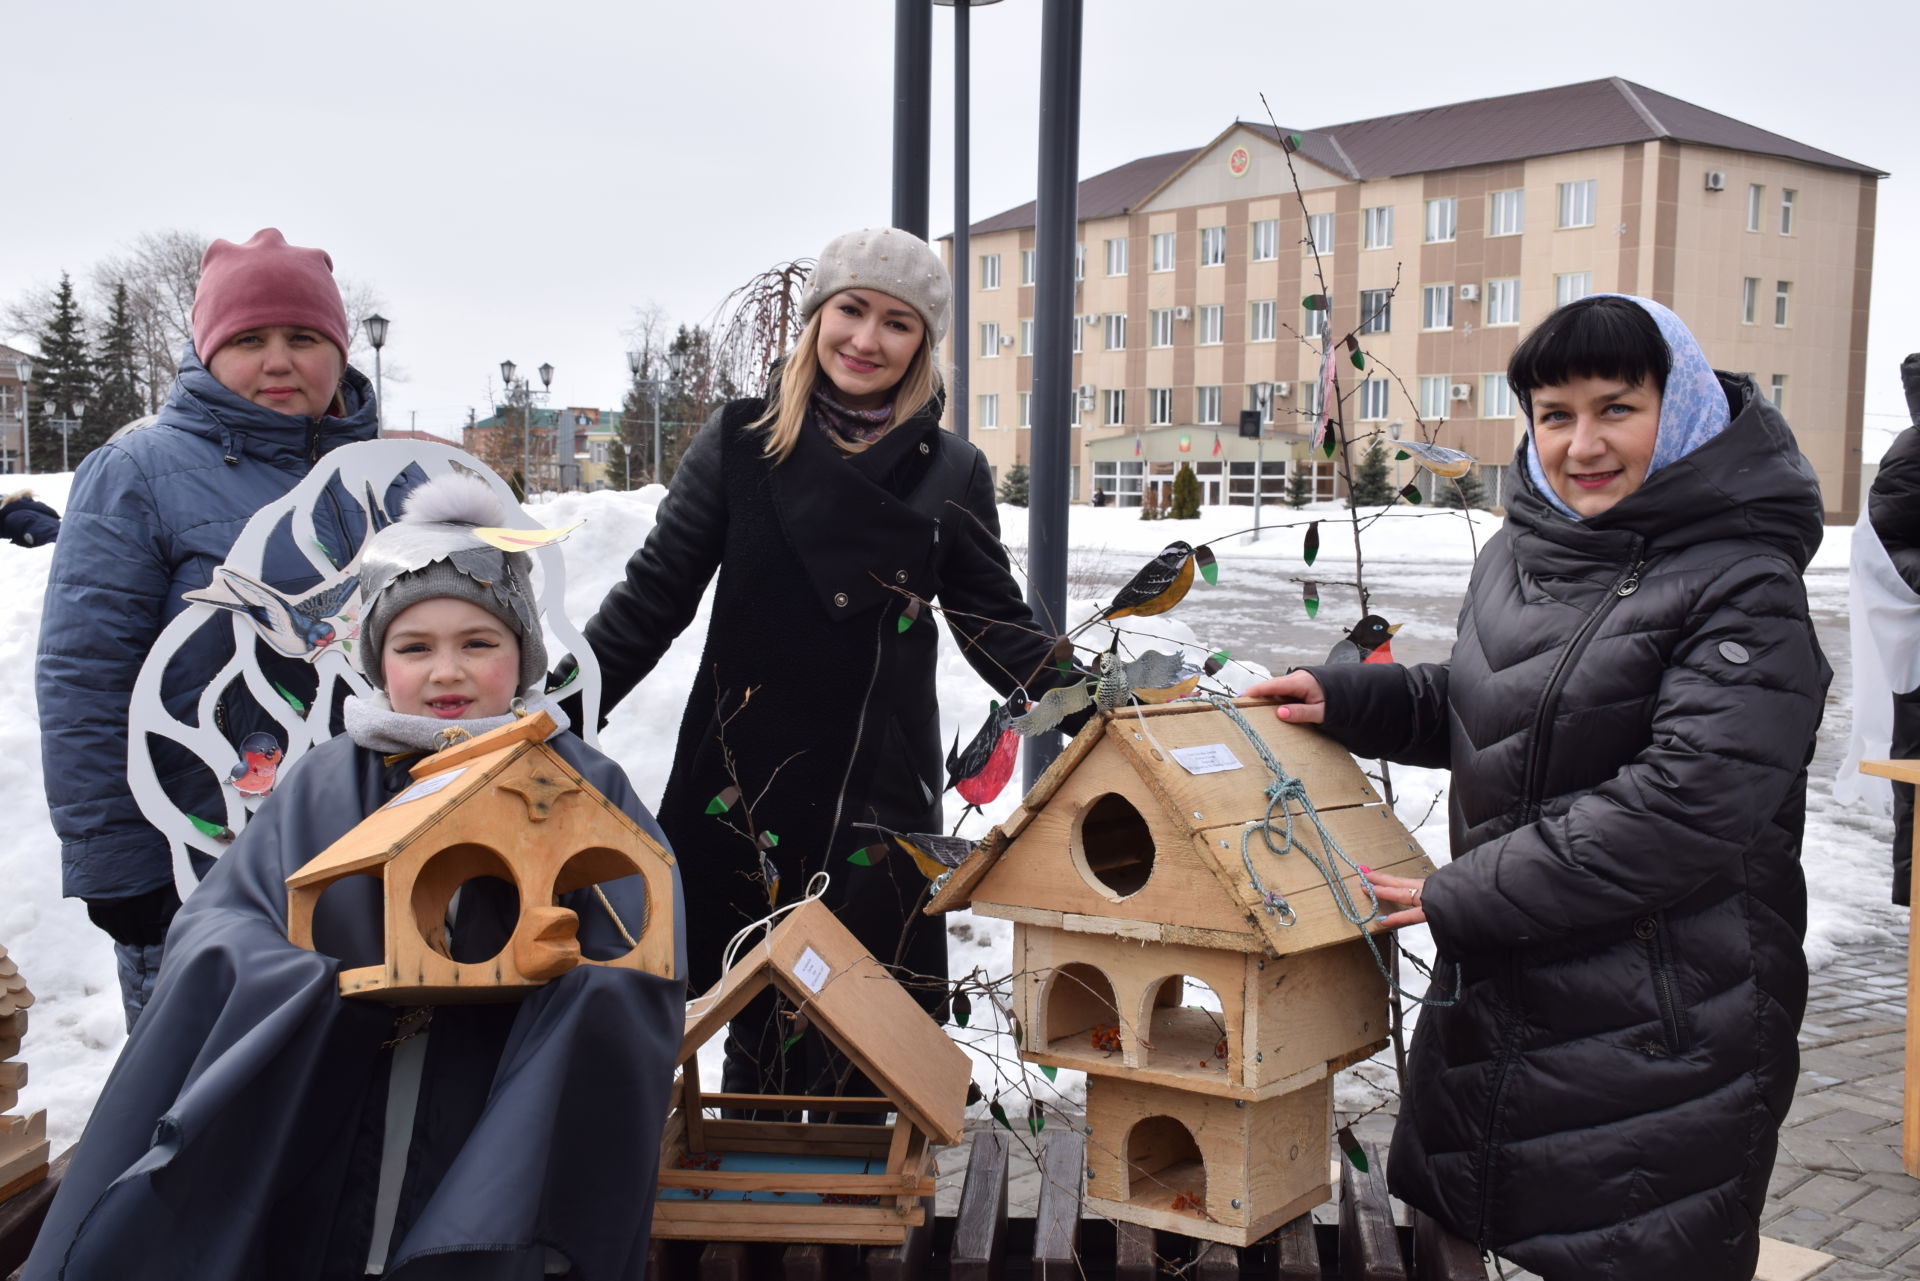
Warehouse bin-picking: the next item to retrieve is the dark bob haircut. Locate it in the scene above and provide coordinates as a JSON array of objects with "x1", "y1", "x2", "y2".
[{"x1": 1506, "y1": 295, "x2": 1670, "y2": 417}]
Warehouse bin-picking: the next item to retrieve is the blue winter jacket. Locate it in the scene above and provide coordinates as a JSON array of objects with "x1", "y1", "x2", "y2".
[{"x1": 37, "y1": 348, "x2": 410, "y2": 902}]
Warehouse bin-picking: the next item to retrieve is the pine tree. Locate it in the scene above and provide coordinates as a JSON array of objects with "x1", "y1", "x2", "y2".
[
  {"x1": 29, "y1": 272, "x2": 95, "y2": 471},
  {"x1": 88, "y1": 282, "x2": 145, "y2": 453},
  {"x1": 1170, "y1": 462, "x2": 1202, "y2": 518},
  {"x1": 998, "y1": 461, "x2": 1030, "y2": 507},
  {"x1": 1346, "y1": 441, "x2": 1398, "y2": 507},
  {"x1": 1286, "y1": 468, "x2": 1315, "y2": 508},
  {"x1": 1439, "y1": 466, "x2": 1489, "y2": 510}
]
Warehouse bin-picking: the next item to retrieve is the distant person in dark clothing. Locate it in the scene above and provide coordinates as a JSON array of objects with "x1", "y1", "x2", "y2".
[
  {"x1": 0, "y1": 489, "x2": 60, "y2": 546},
  {"x1": 1091, "y1": 486, "x2": 1107, "y2": 508}
]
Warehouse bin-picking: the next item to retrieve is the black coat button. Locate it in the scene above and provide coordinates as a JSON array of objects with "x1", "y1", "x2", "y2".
[{"x1": 1633, "y1": 917, "x2": 1657, "y2": 940}]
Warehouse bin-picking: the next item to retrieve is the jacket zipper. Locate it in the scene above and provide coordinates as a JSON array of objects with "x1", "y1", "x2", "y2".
[
  {"x1": 1470, "y1": 541, "x2": 1645, "y2": 1247},
  {"x1": 1643, "y1": 913, "x2": 1691, "y2": 1054}
]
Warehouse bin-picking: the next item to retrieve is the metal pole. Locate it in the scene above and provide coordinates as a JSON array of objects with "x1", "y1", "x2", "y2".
[
  {"x1": 373, "y1": 348, "x2": 384, "y2": 434},
  {"x1": 20, "y1": 380, "x2": 29, "y2": 474},
  {"x1": 1252, "y1": 438, "x2": 1263, "y2": 540},
  {"x1": 1022, "y1": 0, "x2": 1083, "y2": 789},
  {"x1": 519, "y1": 384, "x2": 530, "y2": 487},
  {"x1": 891, "y1": 0, "x2": 931, "y2": 237},
  {"x1": 652, "y1": 384, "x2": 663, "y2": 486},
  {"x1": 951, "y1": 0, "x2": 971, "y2": 442}
]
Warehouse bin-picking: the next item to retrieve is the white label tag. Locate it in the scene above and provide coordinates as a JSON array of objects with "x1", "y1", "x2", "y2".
[
  {"x1": 385, "y1": 767, "x2": 467, "y2": 809},
  {"x1": 1170, "y1": 744, "x2": 1243, "y2": 776},
  {"x1": 793, "y1": 946, "x2": 830, "y2": 994}
]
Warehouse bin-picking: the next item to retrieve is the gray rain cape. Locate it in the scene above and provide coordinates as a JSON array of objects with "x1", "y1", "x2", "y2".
[{"x1": 25, "y1": 731, "x2": 684, "y2": 1281}]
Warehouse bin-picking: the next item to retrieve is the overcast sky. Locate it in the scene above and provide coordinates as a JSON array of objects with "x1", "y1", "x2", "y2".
[{"x1": 3, "y1": 0, "x2": 1914, "y2": 454}]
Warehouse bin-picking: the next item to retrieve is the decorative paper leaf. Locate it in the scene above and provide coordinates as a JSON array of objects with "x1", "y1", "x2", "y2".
[
  {"x1": 1049, "y1": 635, "x2": 1075, "y2": 666},
  {"x1": 1010, "y1": 1015, "x2": 1023, "y2": 1048},
  {"x1": 847, "y1": 844, "x2": 885, "y2": 867},
  {"x1": 1302, "y1": 293, "x2": 1328, "y2": 311},
  {"x1": 1028, "y1": 1103, "x2": 1046, "y2": 1135},
  {"x1": 1350, "y1": 350, "x2": 1366, "y2": 371},
  {"x1": 990, "y1": 1098, "x2": 1012, "y2": 1131},
  {"x1": 1040, "y1": 1064, "x2": 1059, "y2": 1083},
  {"x1": 1401, "y1": 483, "x2": 1423, "y2": 505},
  {"x1": 312, "y1": 537, "x2": 338, "y2": 568},
  {"x1": 1337, "y1": 1124, "x2": 1369, "y2": 1172},
  {"x1": 1286, "y1": 132, "x2": 1303, "y2": 151},
  {"x1": 896, "y1": 595, "x2": 923, "y2": 634},
  {"x1": 1396, "y1": 450, "x2": 1410, "y2": 461},
  {"x1": 756, "y1": 830, "x2": 780, "y2": 850},
  {"x1": 966, "y1": 1081, "x2": 983, "y2": 1106},
  {"x1": 471, "y1": 521, "x2": 585, "y2": 551},
  {"x1": 1303, "y1": 581, "x2": 1321, "y2": 620},
  {"x1": 1303, "y1": 521, "x2": 1321, "y2": 566},
  {"x1": 1204, "y1": 650, "x2": 1230, "y2": 677},
  {"x1": 1195, "y1": 545, "x2": 1218, "y2": 585},
  {"x1": 272, "y1": 682, "x2": 307, "y2": 715},
  {"x1": 705, "y1": 785, "x2": 741, "y2": 815},
  {"x1": 188, "y1": 813, "x2": 235, "y2": 842},
  {"x1": 952, "y1": 989, "x2": 972, "y2": 1028},
  {"x1": 783, "y1": 1033, "x2": 803, "y2": 1052}
]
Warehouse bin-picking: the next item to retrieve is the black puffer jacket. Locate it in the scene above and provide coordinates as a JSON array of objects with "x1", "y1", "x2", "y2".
[
  {"x1": 1312, "y1": 375, "x2": 1828, "y2": 1281},
  {"x1": 1866, "y1": 353, "x2": 1920, "y2": 903}
]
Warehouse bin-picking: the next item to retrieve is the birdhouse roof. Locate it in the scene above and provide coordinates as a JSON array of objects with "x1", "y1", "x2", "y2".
[
  {"x1": 682, "y1": 899, "x2": 969, "y2": 1146},
  {"x1": 0, "y1": 945, "x2": 34, "y2": 1020},
  {"x1": 287, "y1": 711, "x2": 653, "y2": 890},
  {"x1": 929, "y1": 699, "x2": 1429, "y2": 958}
]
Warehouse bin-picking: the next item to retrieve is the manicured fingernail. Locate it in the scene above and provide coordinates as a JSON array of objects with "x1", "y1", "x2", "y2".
[{"x1": 1360, "y1": 865, "x2": 1372, "y2": 875}]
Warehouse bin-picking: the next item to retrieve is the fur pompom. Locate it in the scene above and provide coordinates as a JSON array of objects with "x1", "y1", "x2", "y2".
[{"x1": 401, "y1": 473, "x2": 507, "y2": 528}]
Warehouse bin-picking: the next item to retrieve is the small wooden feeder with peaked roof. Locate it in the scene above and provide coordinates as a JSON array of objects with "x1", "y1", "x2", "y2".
[
  {"x1": 0, "y1": 944, "x2": 49, "y2": 1204},
  {"x1": 286, "y1": 710, "x2": 677, "y2": 1002},
  {"x1": 929, "y1": 698, "x2": 1434, "y2": 1246},
  {"x1": 653, "y1": 898, "x2": 969, "y2": 1246}
]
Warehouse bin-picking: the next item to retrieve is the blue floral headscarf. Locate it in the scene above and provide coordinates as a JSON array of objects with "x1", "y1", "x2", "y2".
[{"x1": 1523, "y1": 294, "x2": 1730, "y2": 520}]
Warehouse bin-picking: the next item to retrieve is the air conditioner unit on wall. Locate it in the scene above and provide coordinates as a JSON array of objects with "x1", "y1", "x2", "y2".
[
  {"x1": 1450, "y1": 383, "x2": 1472, "y2": 401},
  {"x1": 1173, "y1": 306, "x2": 1192, "y2": 321},
  {"x1": 1457, "y1": 283, "x2": 1479, "y2": 302},
  {"x1": 1705, "y1": 171, "x2": 1726, "y2": 191},
  {"x1": 999, "y1": 334, "x2": 1015, "y2": 347},
  {"x1": 1083, "y1": 314, "x2": 1100, "y2": 326},
  {"x1": 1273, "y1": 381, "x2": 1292, "y2": 397},
  {"x1": 1077, "y1": 384, "x2": 1097, "y2": 399}
]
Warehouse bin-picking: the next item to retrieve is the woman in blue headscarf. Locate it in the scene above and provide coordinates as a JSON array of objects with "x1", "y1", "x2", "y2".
[{"x1": 1248, "y1": 295, "x2": 1829, "y2": 1280}]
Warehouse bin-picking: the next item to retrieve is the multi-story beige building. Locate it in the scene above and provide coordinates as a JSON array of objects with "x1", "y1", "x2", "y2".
[{"x1": 945, "y1": 78, "x2": 1882, "y2": 520}]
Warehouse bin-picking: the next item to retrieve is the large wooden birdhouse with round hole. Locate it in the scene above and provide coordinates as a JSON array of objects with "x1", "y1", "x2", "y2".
[
  {"x1": 286, "y1": 710, "x2": 678, "y2": 1002},
  {"x1": 0, "y1": 945, "x2": 49, "y2": 1204},
  {"x1": 929, "y1": 698, "x2": 1434, "y2": 1246}
]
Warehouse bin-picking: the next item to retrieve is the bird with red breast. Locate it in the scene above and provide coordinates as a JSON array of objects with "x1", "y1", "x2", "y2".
[{"x1": 1327, "y1": 615, "x2": 1400, "y2": 665}]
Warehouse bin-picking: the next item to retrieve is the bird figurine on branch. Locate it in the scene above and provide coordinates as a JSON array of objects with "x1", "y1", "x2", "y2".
[
  {"x1": 849, "y1": 822, "x2": 978, "y2": 883},
  {"x1": 947, "y1": 701, "x2": 1020, "y2": 806},
  {"x1": 1327, "y1": 615, "x2": 1401, "y2": 665},
  {"x1": 1009, "y1": 649, "x2": 1205, "y2": 736}
]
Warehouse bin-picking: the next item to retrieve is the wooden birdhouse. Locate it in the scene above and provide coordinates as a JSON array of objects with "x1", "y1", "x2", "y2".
[
  {"x1": 654, "y1": 898, "x2": 969, "y2": 1247},
  {"x1": 287, "y1": 711, "x2": 677, "y2": 1002},
  {"x1": 929, "y1": 698, "x2": 1435, "y2": 1246},
  {"x1": 0, "y1": 945, "x2": 49, "y2": 1204}
]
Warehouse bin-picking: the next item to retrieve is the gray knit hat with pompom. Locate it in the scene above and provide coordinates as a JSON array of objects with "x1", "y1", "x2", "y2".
[
  {"x1": 798, "y1": 227, "x2": 952, "y2": 345},
  {"x1": 355, "y1": 473, "x2": 548, "y2": 695}
]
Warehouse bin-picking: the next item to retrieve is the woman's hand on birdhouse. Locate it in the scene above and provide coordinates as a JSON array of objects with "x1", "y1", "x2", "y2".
[
  {"x1": 1361, "y1": 865, "x2": 1428, "y2": 930},
  {"x1": 1243, "y1": 670, "x2": 1326, "y2": 724}
]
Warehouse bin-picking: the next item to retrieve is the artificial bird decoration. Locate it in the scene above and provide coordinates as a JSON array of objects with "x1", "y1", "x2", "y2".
[
  {"x1": 1396, "y1": 439, "x2": 1475, "y2": 479},
  {"x1": 946, "y1": 701, "x2": 1020, "y2": 806},
  {"x1": 227, "y1": 732, "x2": 284, "y2": 797},
  {"x1": 849, "y1": 822, "x2": 977, "y2": 883},
  {"x1": 1327, "y1": 615, "x2": 1400, "y2": 665},
  {"x1": 1092, "y1": 541, "x2": 1197, "y2": 624},
  {"x1": 183, "y1": 567, "x2": 361, "y2": 661}
]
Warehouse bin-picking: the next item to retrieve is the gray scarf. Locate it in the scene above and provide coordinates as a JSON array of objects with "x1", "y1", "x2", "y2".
[{"x1": 342, "y1": 691, "x2": 572, "y2": 754}]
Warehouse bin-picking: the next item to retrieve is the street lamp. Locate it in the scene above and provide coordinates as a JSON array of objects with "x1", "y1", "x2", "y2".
[
  {"x1": 629, "y1": 347, "x2": 686, "y2": 487},
  {"x1": 363, "y1": 313, "x2": 389, "y2": 432},
  {"x1": 49, "y1": 402, "x2": 83, "y2": 473},
  {"x1": 13, "y1": 357, "x2": 31, "y2": 474},
  {"x1": 500, "y1": 358, "x2": 556, "y2": 493},
  {"x1": 933, "y1": 0, "x2": 1005, "y2": 443}
]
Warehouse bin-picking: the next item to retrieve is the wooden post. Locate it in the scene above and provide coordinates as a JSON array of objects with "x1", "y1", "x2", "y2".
[
  {"x1": 1031, "y1": 1130, "x2": 1085, "y2": 1279},
  {"x1": 1113, "y1": 1221, "x2": 1157, "y2": 1280},
  {"x1": 864, "y1": 1195, "x2": 935, "y2": 1281},
  {"x1": 1272, "y1": 1213, "x2": 1323, "y2": 1280},
  {"x1": 949, "y1": 1130, "x2": 1010, "y2": 1281},
  {"x1": 1338, "y1": 1142, "x2": 1406, "y2": 1280},
  {"x1": 1410, "y1": 1208, "x2": 1489, "y2": 1280},
  {"x1": 1857, "y1": 759, "x2": 1920, "y2": 1176}
]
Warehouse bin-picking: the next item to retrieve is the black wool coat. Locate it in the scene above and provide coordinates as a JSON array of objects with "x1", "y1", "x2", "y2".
[
  {"x1": 584, "y1": 398, "x2": 1061, "y2": 996},
  {"x1": 1311, "y1": 376, "x2": 1828, "y2": 1281},
  {"x1": 1868, "y1": 418, "x2": 1920, "y2": 903}
]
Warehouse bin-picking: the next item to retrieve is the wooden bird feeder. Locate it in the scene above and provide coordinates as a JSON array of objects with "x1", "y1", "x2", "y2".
[
  {"x1": 0, "y1": 945, "x2": 48, "y2": 1204},
  {"x1": 929, "y1": 699, "x2": 1435, "y2": 1246},
  {"x1": 286, "y1": 711, "x2": 678, "y2": 1002},
  {"x1": 654, "y1": 898, "x2": 969, "y2": 1247}
]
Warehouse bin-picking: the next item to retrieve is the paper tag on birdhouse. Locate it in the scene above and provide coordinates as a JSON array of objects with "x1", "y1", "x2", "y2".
[
  {"x1": 1170, "y1": 744, "x2": 1243, "y2": 775},
  {"x1": 793, "y1": 946, "x2": 830, "y2": 994},
  {"x1": 385, "y1": 767, "x2": 468, "y2": 808}
]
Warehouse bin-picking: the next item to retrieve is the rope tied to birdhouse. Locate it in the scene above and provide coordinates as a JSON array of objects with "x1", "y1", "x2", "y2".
[{"x1": 1204, "y1": 695, "x2": 1459, "y2": 1008}]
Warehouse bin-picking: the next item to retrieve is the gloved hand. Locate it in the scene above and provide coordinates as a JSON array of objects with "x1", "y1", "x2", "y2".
[{"x1": 85, "y1": 884, "x2": 182, "y2": 948}]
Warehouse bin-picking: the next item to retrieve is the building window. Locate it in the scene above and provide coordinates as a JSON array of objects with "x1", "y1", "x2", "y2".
[
  {"x1": 1486, "y1": 278, "x2": 1521, "y2": 326},
  {"x1": 1149, "y1": 388, "x2": 1173, "y2": 425},
  {"x1": 1358, "y1": 378, "x2": 1389, "y2": 421},
  {"x1": 1199, "y1": 226, "x2": 1226, "y2": 267},
  {"x1": 1421, "y1": 284, "x2": 1452, "y2": 331},
  {"x1": 1780, "y1": 189, "x2": 1797, "y2": 235},
  {"x1": 1249, "y1": 300, "x2": 1276, "y2": 342},
  {"x1": 1070, "y1": 464, "x2": 1081, "y2": 501},
  {"x1": 1074, "y1": 243, "x2": 1084, "y2": 280},
  {"x1": 1071, "y1": 320, "x2": 1083, "y2": 354},
  {"x1": 1199, "y1": 304, "x2": 1224, "y2": 345},
  {"x1": 1019, "y1": 391, "x2": 1031, "y2": 427},
  {"x1": 1775, "y1": 280, "x2": 1792, "y2": 327},
  {"x1": 1424, "y1": 197, "x2": 1457, "y2": 243},
  {"x1": 1105, "y1": 237, "x2": 1128, "y2": 276},
  {"x1": 1303, "y1": 300, "x2": 1330, "y2": 339},
  {"x1": 1770, "y1": 374, "x2": 1788, "y2": 410},
  {"x1": 1020, "y1": 248, "x2": 1035, "y2": 286},
  {"x1": 980, "y1": 254, "x2": 1001, "y2": 290},
  {"x1": 1306, "y1": 211, "x2": 1335, "y2": 256},
  {"x1": 1358, "y1": 289, "x2": 1392, "y2": 334},
  {"x1": 1196, "y1": 385, "x2": 1222, "y2": 424},
  {"x1": 1300, "y1": 379, "x2": 1324, "y2": 421},
  {"x1": 1249, "y1": 382, "x2": 1276, "y2": 423},
  {"x1": 1554, "y1": 272, "x2": 1593, "y2": 306},
  {"x1": 1489, "y1": 188, "x2": 1525, "y2": 237},
  {"x1": 1741, "y1": 278, "x2": 1759, "y2": 325},
  {"x1": 1747, "y1": 184, "x2": 1764, "y2": 232},
  {"x1": 1251, "y1": 219, "x2": 1279, "y2": 261},
  {"x1": 1419, "y1": 375, "x2": 1449, "y2": 420},
  {"x1": 1363, "y1": 205, "x2": 1393, "y2": 249},
  {"x1": 1104, "y1": 313, "x2": 1127, "y2": 350},
  {"x1": 1150, "y1": 308, "x2": 1174, "y2": 348},
  {"x1": 979, "y1": 322, "x2": 1001, "y2": 358},
  {"x1": 1020, "y1": 317, "x2": 1035, "y2": 355},
  {"x1": 1483, "y1": 374, "x2": 1517, "y2": 418},
  {"x1": 1557, "y1": 179, "x2": 1596, "y2": 228},
  {"x1": 0, "y1": 386, "x2": 13, "y2": 418},
  {"x1": 1150, "y1": 231, "x2": 1176, "y2": 272},
  {"x1": 1093, "y1": 459, "x2": 1146, "y2": 506},
  {"x1": 1104, "y1": 389, "x2": 1127, "y2": 426},
  {"x1": 978, "y1": 393, "x2": 998, "y2": 429}
]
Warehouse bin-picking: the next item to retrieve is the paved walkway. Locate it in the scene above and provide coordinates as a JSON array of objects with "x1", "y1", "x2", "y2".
[{"x1": 936, "y1": 943, "x2": 1920, "y2": 1279}]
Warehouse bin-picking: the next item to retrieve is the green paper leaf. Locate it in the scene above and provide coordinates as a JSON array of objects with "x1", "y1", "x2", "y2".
[
  {"x1": 1040, "y1": 1064, "x2": 1058, "y2": 1083},
  {"x1": 1322, "y1": 433, "x2": 1337, "y2": 459},
  {"x1": 272, "y1": 682, "x2": 307, "y2": 715},
  {"x1": 1303, "y1": 581, "x2": 1321, "y2": 620},
  {"x1": 1349, "y1": 350, "x2": 1366, "y2": 371},
  {"x1": 990, "y1": 1099, "x2": 1012, "y2": 1131},
  {"x1": 1028, "y1": 1106, "x2": 1046, "y2": 1135},
  {"x1": 1401, "y1": 483, "x2": 1423, "y2": 505},
  {"x1": 1011, "y1": 1015, "x2": 1023, "y2": 1048},
  {"x1": 1396, "y1": 450, "x2": 1410, "y2": 461},
  {"x1": 188, "y1": 813, "x2": 234, "y2": 841},
  {"x1": 1337, "y1": 1124, "x2": 1368, "y2": 1172},
  {"x1": 1303, "y1": 521, "x2": 1321, "y2": 566},
  {"x1": 1056, "y1": 659, "x2": 1074, "y2": 674},
  {"x1": 967, "y1": 1081, "x2": 984, "y2": 1106},
  {"x1": 847, "y1": 846, "x2": 875, "y2": 867},
  {"x1": 1195, "y1": 544, "x2": 1219, "y2": 585},
  {"x1": 897, "y1": 595, "x2": 924, "y2": 633},
  {"x1": 1287, "y1": 132, "x2": 1303, "y2": 151},
  {"x1": 782, "y1": 1033, "x2": 803, "y2": 1052},
  {"x1": 705, "y1": 785, "x2": 741, "y2": 815},
  {"x1": 953, "y1": 990, "x2": 972, "y2": 1028},
  {"x1": 341, "y1": 639, "x2": 352, "y2": 653},
  {"x1": 1204, "y1": 649, "x2": 1230, "y2": 677},
  {"x1": 897, "y1": 614, "x2": 913, "y2": 633},
  {"x1": 1301, "y1": 293, "x2": 1328, "y2": 311}
]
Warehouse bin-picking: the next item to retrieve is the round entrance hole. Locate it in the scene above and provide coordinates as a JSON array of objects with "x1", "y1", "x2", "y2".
[
  {"x1": 1126, "y1": 1115, "x2": 1206, "y2": 1214},
  {"x1": 411, "y1": 843, "x2": 520, "y2": 965},
  {"x1": 555, "y1": 846, "x2": 649, "y2": 961},
  {"x1": 1043, "y1": 962, "x2": 1120, "y2": 1056},
  {"x1": 1072, "y1": 792, "x2": 1156, "y2": 899}
]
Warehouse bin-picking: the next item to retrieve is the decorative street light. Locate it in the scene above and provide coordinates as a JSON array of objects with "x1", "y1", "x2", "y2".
[
  {"x1": 13, "y1": 357, "x2": 31, "y2": 474},
  {"x1": 49, "y1": 402, "x2": 83, "y2": 473},
  {"x1": 933, "y1": 0, "x2": 1006, "y2": 443},
  {"x1": 500, "y1": 358, "x2": 555, "y2": 493},
  {"x1": 628, "y1": 347, "x2": 686, "y2": 487},
  {"x1": 363, "y1": 313, "x2": 389, "y2": 432}
]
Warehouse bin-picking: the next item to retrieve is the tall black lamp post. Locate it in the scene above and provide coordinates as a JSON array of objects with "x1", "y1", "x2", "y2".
[
  {"x1": 499, "y1": 358, "x2": 555, "y2": 492},
  {"x1": 363, "y1": 313, "x2": 389, "y2": 432},
  {"x1": 933, "y1": 0, "x2": 1004, "y2": 444}
]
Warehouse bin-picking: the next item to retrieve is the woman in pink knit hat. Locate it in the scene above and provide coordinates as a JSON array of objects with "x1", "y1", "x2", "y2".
[{"x1": 37, "y1": 228, "x2": 414, "y2": 1030}]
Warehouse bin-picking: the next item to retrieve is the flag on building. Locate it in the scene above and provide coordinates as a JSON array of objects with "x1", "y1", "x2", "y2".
[
  {"x1": 1178, "y1": 432, "x2": 1192, "y2": 453},
  {"x1": 1133, "y1": 431, "x2": 1143, "y2": 457},
  {"x1": 1212, "y1": 432, "x2": 1223, "y2": 457}
]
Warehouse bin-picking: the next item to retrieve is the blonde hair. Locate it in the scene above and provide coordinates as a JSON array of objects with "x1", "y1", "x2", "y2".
[{"x1": 755, "y1": 312, "x2": 944, "y2": 464}]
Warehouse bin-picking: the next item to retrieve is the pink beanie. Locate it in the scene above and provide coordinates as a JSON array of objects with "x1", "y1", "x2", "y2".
[{"x1": 191, "y1": 228, "x2": 351, "y2": 362}]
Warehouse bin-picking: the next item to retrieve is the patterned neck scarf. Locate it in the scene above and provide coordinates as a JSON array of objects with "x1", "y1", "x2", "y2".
[
  {"x1": 1524, "y1": 294, "x2": 1731, "y2": 520},
  {"x1": 810, "y1": 387, "x2": 895, "y2": 447}
]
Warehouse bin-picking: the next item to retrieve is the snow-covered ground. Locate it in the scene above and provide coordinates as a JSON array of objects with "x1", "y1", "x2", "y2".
[{"x1": 2, "y1": 478, "x2": 1897, "y2": 1150}]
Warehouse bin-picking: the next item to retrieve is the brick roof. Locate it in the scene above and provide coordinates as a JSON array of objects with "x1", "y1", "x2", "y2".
[{"x1": 964, "y1": 78, "x2": 1882, "y2": 235}]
